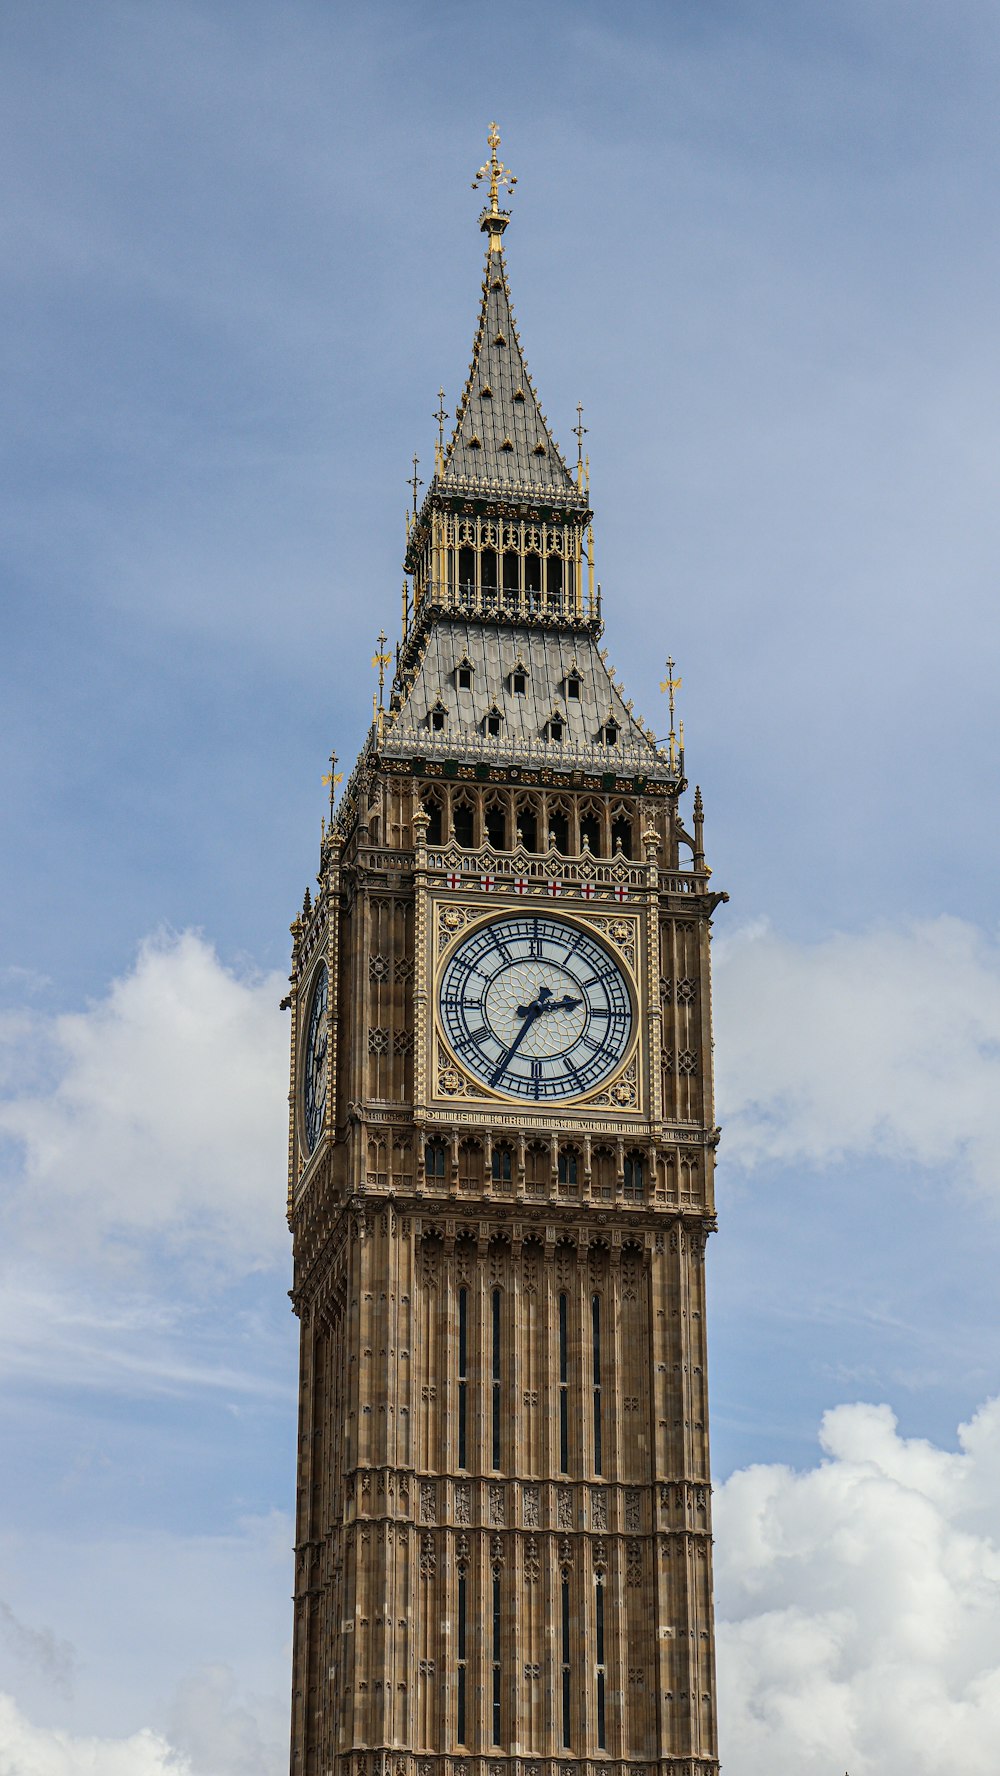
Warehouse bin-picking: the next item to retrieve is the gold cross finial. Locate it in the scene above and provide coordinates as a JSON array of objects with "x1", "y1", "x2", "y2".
[
  {"x1": 573, "y1": 401, "x2": 589, "y2": 472},
  {"x1": 371, "y1": 629, "x2": 392, "y2": 714},
  {"x1": 659, "y1": 656, "x2": 682, "y2": 771},
  {"x1": 408, "y1": 453, "x2": 423, "y2": 515},
  {"x1": 321, "y1": 751, "x2": 343, "y2": 822},
  {"x1": 473, "y1": 122, "x2": 517, "y2": 234},
  {"x1": 434, "y1": 388, "x2": 448, "y2": 450}
]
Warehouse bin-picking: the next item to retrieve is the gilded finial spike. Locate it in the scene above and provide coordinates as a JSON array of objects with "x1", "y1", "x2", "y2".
[
  {"x1": 321, "y1": 751, "x2": 343, "y2": 823},
  {"x1": 408, "y1": 454, "x2": 423, "y2": 515},
  {"x1": 371, "y1": 630, "x2": 392, "y2": 713},
  {"x1": 573, "y1": 402, "x2": 588, "y2": 472},
  {"x1": 660, "y1": 656, "x2": 682, "y2": 772},
  {"x1": 473, "y1": 122, "x2": 517, "y2": 243},
  {"x1": 433, "y1": 388, "x2": 448, "y2": 466}
]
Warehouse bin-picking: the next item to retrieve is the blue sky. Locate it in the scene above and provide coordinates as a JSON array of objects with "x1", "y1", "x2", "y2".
[{"x1": 2, "y1": 3, "x2": 1000, "y2": 1772}]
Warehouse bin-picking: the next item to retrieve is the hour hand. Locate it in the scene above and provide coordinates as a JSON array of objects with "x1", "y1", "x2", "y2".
[{"x1": 516, "y1": 987, "x2": 552, "y2": 1018}]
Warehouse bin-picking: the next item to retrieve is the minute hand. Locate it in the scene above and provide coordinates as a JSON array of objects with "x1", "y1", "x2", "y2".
[{"x1": 489, "y1": 1000, "x2": 544, "y2": 1086}]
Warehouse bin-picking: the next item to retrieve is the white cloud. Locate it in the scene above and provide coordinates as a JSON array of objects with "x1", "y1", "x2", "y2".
[
  {"x1": 716, "y1": 1394, "x2": 1000, "y2": 1775},
  {"x1": 0, "y1": 933, "x2": 288, "y2": 1274},
  {"x1": 0, "y1": 1693, "x2": 188, "y2": 1776},
  {"x1": 165, "y1": 1664, "x2": 283, "y2": 1776},
  {"x1": 0, "y1": 1514, "x2": 291, "y2": 1776},
  {"x1": 714, "y1": 915, "x2": 1000, "y2": 1194}
]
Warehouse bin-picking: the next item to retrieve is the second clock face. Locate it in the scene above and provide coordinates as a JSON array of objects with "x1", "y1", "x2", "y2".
[
  {"x1": 438, "y1": 913, "x2": 634, "y2": 1101},
  {"x1": 304, "y1": 962, "x2": 328, "y2": 1152}
]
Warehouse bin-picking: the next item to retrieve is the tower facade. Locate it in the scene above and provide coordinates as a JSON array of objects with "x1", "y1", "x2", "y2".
[{"x1": 287, "y1": 130, "x2": 726, "y2": 1776}]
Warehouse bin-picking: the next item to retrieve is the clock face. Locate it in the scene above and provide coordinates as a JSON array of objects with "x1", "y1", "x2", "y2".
[
  {"x1": 439, "y1": 913, "x2": 634, "y2": 1101},
  {"x1": 303, "y1": 963, "x2": 328, "y2": 1152}
]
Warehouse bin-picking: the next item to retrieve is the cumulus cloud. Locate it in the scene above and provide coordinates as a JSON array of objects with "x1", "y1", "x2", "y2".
[
  {"x1": 714, "y1": 915, "x2": 1000, "y2": 1194},
  {"x1": 715, "y1": 1394, "x2": 1000, "y2": 1775},
  {"x1": 166, "y1": 1664, "x2": 284, "y2": 1776},
  {"x1": 0, "y1": 932, "x2": 288, "y2": 1274},
  {"x1": 0, "y1": 1693, "x2": 188, "y2": 1776}
]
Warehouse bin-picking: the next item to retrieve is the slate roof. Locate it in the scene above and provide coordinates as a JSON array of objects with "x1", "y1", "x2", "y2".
[
  {"x1": 440, "y1": 242, "x2": 577, "y2": 496},
  {"x1": 385, "y1": 620, "x2": 674, "y2": 781}
]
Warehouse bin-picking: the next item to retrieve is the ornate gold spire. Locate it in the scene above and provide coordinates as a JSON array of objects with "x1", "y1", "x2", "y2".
[{"x1": 473, "y1": 121, "x2": 517, "y2": 245}]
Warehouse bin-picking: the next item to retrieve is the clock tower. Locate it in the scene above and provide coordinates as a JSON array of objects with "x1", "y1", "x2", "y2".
[{"x1": 287, "y1": 127, "x2": 726, "y2": 1776}]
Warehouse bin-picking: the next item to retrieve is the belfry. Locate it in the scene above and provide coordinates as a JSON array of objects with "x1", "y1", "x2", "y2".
[{"x1": 287, "y1": 126, "x2": 726, "y2": 1776}]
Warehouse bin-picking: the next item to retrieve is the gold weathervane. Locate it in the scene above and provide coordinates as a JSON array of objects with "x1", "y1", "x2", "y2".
[
  {"x1": 473, "y1": 122, "x2": 517, "y2": 223},
  {"x1": 660, "y1": 656, "x2": 683, "y2": 772},
  {"x1": 321, "y1": 751, "x2": 343, "y2": 824},
  {"x1": 371, "y1": 629, "x2": 392, "y2": 727}
]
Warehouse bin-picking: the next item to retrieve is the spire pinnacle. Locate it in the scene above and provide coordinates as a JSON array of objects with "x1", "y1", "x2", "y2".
[{"x1": 473, "y1": 121, "x2": 517, "y2": 245}]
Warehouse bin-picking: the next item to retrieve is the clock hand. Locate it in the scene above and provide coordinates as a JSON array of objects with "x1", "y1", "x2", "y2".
[
  {"x1": 516, "y1": 986, "x2": 553, "y2": 1017},
  {"x1": 490, "y1": 997, "x2": 545, "y2": 1085},
  {"x1": 522, "y1": 994, "x2": 582, "y2": 1022}
]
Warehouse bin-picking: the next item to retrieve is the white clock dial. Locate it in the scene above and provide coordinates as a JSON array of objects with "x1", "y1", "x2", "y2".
[{"x1": 438, "y1": 913, "x2": 633, "y2": 1101}]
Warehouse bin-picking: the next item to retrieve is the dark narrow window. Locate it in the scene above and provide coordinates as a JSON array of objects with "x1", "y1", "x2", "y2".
[
  {"x1": 547, "y1": 556, "x2": 564, "y2": 608},
  {"x1": 458, "y1": 546, "x2": 475, "y2": 595},
  {"x1": 430, "y1": 707, "x2": 446, "y2": 732},
  {"x1": 492, "y1": 1143, "x2": 513, "y2": 1184},
  {"x1": 580, "y1": 811, "x2": 601, "y2": 854},
  {"x1": 423, "y1": 798, "x2": 443, "y2": 844},
  {"x1": 517, "y1": 805, "x2": 537, "y2": 850},
  {"x1": 512, "y1": 671, "x2": 527, "y2": 696},
  {"x1": 481, "y1": 549, "x2": 499, "y2": 595},
  {"x1": 558, "y1": 1292, "x2": 569, "y2": 1473},
  {"x1": 458, "y1": 1288, "x2": 468, "y2": 1469},
  {"x1": 596, "y1": 1578, "x2": 606, "y2": 1749},
  {"x1": 425, "y1": 1141, "x2": 447, "y2": 1179},
  {"x1": 492, "y1": 1288, "x2": 502, "y2": 1469},
  {"x1": 558, "y1": 1149, "x2": 578, "y2": 1185},
  {"x1": 453, "y1": 804, "x2": 475, "y2": 848},
  {"x1": 624, "y1": 1152, "x2": 645, "y2": 1201},
  {"x1": 503, "y1": 551, "x2": 520, "y2": 596},
  {"x1": 592, "y1": 1294, "x2": 602, "y2": 1475},
  {"x1": 548, "y1": 718, "x2": 564, "y2": 744},
  {"x1": 485, "y1": 804, "x2": 506, "y2": 848},
  {"x1": 602, "y1": 719, "x2": 619, "y2": 746},
  {"x1": 549, "y1": 810, "x2": 569, "y2": 851},
  {"x1": 486, "y1": 712, "x2": 502, "y2": 738},
  {"x1": 566, "y1": 674, "x2": 580, "y2": 701},
  {"x1": 525, "y1": 552, "x2": 541, "y2": 595},
  {"x1": 457, "y1": 1572, "x2": 467, "y2": 1743},
  {"x1": 561, "y1": 1577, "x2": 571, "y2": 1746},
  {"x1": 611, "y1": 814, "x2": 633, "y2": 858},
  {"x1": 457, "y1": 665, "x2": 473, "y2": 690},
  {"x1": 492, "y1": 1572, "x2": 502, "y2": 1743}
]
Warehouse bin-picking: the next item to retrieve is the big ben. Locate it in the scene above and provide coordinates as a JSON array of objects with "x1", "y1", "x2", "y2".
[{"x1": 287, "y1": 127, "x2": 726, "y2": 1776}]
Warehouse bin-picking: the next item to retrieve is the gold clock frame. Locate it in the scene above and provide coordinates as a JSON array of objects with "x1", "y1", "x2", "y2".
[{"x1": 428, "y1": 897, "x2": 645, "y2": 1113}]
